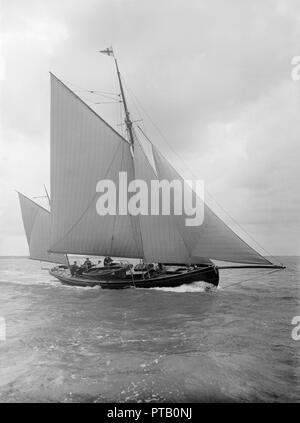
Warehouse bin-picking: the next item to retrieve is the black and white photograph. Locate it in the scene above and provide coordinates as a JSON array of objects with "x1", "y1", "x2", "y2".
[{"x1": 0, "y1": 0, "x2": 299, "y2": 406}]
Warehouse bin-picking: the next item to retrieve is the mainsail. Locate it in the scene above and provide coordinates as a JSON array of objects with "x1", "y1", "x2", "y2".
[
  {"x1": 18, "y1": 192, "x2": 67, "y2": 264},
  {"x1": 49, "y1": 73, "x2": 273, "y2": 266},
  {"x1": 49, "y1": 74, "x2": 143, "y2": 258}
]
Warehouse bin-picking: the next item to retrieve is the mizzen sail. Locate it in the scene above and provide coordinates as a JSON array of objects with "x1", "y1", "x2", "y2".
[{"x1": 18, "y1": 192, "x2": 67, "y2": 264}]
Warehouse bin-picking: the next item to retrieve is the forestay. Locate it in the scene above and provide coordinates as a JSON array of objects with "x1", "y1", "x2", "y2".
[{"x1": 151, "y1": 143, "x2": 272, "y2": 265}]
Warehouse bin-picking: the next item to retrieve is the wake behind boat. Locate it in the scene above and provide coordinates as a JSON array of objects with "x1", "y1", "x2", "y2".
[{"x1": 18, "y1": 47, "x2": 285, "y2": 289}]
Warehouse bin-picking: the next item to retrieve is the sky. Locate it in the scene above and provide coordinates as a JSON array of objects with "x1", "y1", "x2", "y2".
[{"x1": 0, "y1": 0, "x2": 299, "y2": 256}]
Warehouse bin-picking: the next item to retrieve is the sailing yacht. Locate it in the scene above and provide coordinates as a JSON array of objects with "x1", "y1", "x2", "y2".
[{"x1": 18, "y1": 48, "x2": 285, "y2": 289}]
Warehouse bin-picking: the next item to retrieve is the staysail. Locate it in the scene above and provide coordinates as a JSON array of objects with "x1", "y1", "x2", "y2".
[
  {"x1": 49, "y1": 73, "x2": 273, "y2": 266},
  {"x1": 18, "y1": 192, "x2": 67, "y2": 264},
  {"x1": 148, "y1": 139, "x2": 271, "y2": 265}
]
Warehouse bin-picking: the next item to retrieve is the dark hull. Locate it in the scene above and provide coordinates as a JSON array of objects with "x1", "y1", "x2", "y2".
[
  {"x1": 81, "y1": 266, "x2": 127, "y2": 280},
  {"x1": 49, "y1": 265, "x2": 219, "y2": 289}
]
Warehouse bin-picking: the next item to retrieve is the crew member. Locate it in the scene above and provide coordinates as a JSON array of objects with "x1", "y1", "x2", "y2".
[
  {"x1": 104, "y1": 256, "x2": 113, "y2": 266},
  {"x1": 70, "y1": 261, "x2": 79, "y2": 277},
  {"x1": 83, "y1": 257, "x2": 93, "y2": 270}
]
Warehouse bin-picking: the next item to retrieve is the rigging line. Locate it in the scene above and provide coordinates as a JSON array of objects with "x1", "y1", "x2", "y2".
[
  {"x1": 88, "y1": 101, "x2": 120, "y2": 105},
  {"x1": 63, "y1": 80, "x2": 118, "y2": 96},
  {"x1": 88, "y1": 90, "x2": 118, "y2": 98},
  {"x1": 137, "y1": 126, "x2": 274, "y2": 266},
  {"x1": 75, "y1": 91, "x2": 118, "y2": 101},
  {"x1": 121, "y1": 79, "x2": 145, "y2": 130},
  {"x1": 126, "y1": 178, "x2": 143, "y2": 256},
  {"x1": 52, "y1": 74, "x2": 129, "y2": 146},
  {"x1": 89, "y1": 90, "x2": 119, "y2": 96},
  {"x1": 174, "y1": 152, "x2": 279, "y2": 264},
  {"x1": 85, "y1": 92, "x2": 120, "y2": 101},
  {"x1": 133, "y1": 135, "x2": 181, "y2": 261},
  {"x1": 130, "y1": 131, "x2": 145, "y2": 260},
  {"x1": 119, "y1": 100, "x2": 124, "y2": 138},
  {"x1": 138, "y1": 137, "x2": 194, "y2": 261},
  {"x1": 219, "y1": 268, "x2": 283, "y2": 290},
  {"x1": 17, "y1": 191, "x2": 50, "y2": 215},
  {"x1": 124, "y1": 84, "x2": 281, "y2": 266},
  {"x1": 78, "y1": 94, "x2": 119, "y2": 104},
  {"x1": 204, "y1": 194, "x2": 283, "y2": 266},
  {"x1": 140, "y1": 135, "x2": 208, "y2": 263},
  {"x1": 50, "y1": 143, "x2": 123, "y2": 251},
  {"x1": 109, "y1": 194, "x2": 117, "y2": 256}
]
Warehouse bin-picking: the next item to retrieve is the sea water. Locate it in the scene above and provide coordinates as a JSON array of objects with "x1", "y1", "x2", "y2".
[{"x1": 0, "y1": 256, "x2": 299, "y2": 402}]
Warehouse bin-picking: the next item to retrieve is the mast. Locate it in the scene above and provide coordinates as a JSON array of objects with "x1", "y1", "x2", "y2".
[
  {"x1": 44, "y1": 184, "x2": 51, "y2": 208},
  {"x1": 49, "y1": 57, "x2": 284, "y2": 268},
  {"x1": 43, "y1": 184, "x2": 69, "y2": 265},
  {"x1": 100, "y1": 47, "x2": 135, "y2": 148}
]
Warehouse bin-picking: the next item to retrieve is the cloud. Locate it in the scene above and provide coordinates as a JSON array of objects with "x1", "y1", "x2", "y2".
[
  {"x1": 0, "y1": 0, "x2": 299, "y2": 255},
  {"x1": 0, "y1": 9, "x2": 69, "y2": 138},
  {"x1": 180, "y1": 79, "x2": 300, "y2": 255}
]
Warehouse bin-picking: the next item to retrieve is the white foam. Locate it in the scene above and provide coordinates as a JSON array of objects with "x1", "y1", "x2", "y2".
[{"x1": 149, "y1": 281, "x2": 215, "y2": 293}]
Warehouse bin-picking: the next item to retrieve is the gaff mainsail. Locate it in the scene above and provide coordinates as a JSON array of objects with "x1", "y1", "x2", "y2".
[
  {"x1": 18, "y1": 192, "x2": 67, "y2": 265},
  {"x1": 49, "y1": 73, "x2": 142, "y2": 259},
  {"x1": 48, "y1": 73, "x2": 276, "y2": 267}
]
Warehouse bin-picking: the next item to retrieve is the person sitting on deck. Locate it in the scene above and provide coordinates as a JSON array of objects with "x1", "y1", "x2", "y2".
[
  {"x1": 70, "y1": 261, "x2": 79, "y2": 277},
  {"x1": 83, "y1": 257, "x2": 93, "y2": 271},
  {"x1": 156, "y1": 263, "x2": 166, "y2": 274},
  {"x1": 104, "y1": 256, "x2": 113, "y2": 266}
]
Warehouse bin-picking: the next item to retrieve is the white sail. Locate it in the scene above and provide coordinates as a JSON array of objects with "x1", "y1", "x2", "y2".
[
  {"x1": 151, "y1": 143, "x2": 272, "y2": 265},
  {"x1": 49, "y1": 74, "x2": 272, "y2": 266},
  {"x1": 133, "y1": 136, "x2": 191, "y2": 263},
  {"x1": 49, "y1": 74, "x2": 143, "y2": 258},
  {"x1": 18, "y1": 192, "x2": 67, "y2": 264}
]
